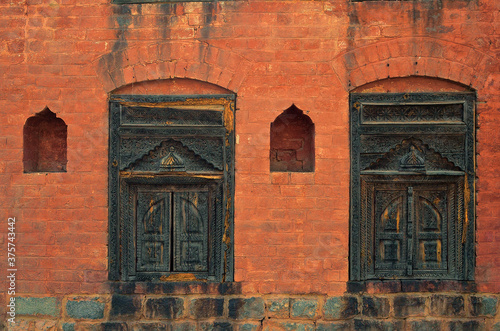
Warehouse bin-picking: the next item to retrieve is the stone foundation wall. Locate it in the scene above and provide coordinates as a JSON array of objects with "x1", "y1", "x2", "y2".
[{"x1": 6, "y1": 291, "x2": 500, "y2": 330}]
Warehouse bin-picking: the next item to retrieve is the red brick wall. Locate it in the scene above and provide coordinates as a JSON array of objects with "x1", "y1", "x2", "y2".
[{"x1": 0, "y1": 0, "x2": 499, "y2": 313}]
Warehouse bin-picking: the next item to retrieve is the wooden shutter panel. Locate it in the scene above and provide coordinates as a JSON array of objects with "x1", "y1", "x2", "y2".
[
  {"x1": 136, "y1": 190, "x2": 171, "y2": 272},
  {"x1": 173, "y1": 190, "x2": 209, "y2": 272}
]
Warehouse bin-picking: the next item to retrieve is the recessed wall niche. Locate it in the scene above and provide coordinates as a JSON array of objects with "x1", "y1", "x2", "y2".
[
  {"x1": 23, "y1": 107, "x2": 67, "y2": 173},
  {"x1": 270, "y1": 104, "x2": 315, "y2": 172}
]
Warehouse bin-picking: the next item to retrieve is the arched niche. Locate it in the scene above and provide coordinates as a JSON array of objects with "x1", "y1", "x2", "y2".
[
  {"x1": 270, "y1": 104, "x2": 315, "y2": 172},
  {"x1": 23, "y1": 107, "x2": 67, "y2": 173}
]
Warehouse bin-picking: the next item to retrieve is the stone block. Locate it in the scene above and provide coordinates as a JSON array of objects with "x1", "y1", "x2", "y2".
[
  {"x1": 66, "y1": 298, "x2": 105, "y2": 319},
  {"x1": 110, "y1": 295, "x2": 142, "y2": 319},
  {"x1": 265, "y1": 321, "x2": 315, "y2": 331},
  {"x1": 406, "y1": 320, "x2": 441, "y2": 331},
  {"x1": 393, "y1": 295, "x2": 426, "y2": 317},
  {"x1": 470, "y1": 295, "x2": 498, "y2": 317},
  {"x1": 100, "y1": 322, "x2": 128, "y2": 331},
  {"x1": 323, "y1": 296, "x2": 358, "y2": 320},
  {"x1": 354, "y1": 319, "x2": 404, "y2": 331},
  {"x1": 447, "y1": 320, "x2": 485, "y2": 331},
  {"x1": 189, "y1": 297, "x2": 224, "y2": 318},
  {"x1": 362, "y1": 296, "x2": 390, "y2": 318},
  {"x1": 199, "y1": 321, "x2": 234, "y2": 331},
  {"x1": 131, "y1": 322, "x2": 169, "y2": 330},
  {"x1": 290, "y1": 298, "x2": 319, "y2": 319},
  {"x1": 171, "y1": 322, "x2": 197, "y2": 331},
  {"x1": 228, "y1": 297, "x2": 265, "y2": 320},
  {"x1": 237, "y1": 323, "x2": 260, "y2": 331},
  {"x1": 145, "y1": 297, "x2": 184, "y2": 319},
  {"x1": 62, "y1": 323, "x2": 75, "y2": 331},
  {"x1": 316, "y1": 321, "x2": 353, "y2": 330},
  {"x1": 17, "y1": 297, "x2": 59, "y2": 317},
  {"x1": 266, "y1": 298, "x2": 290, "y2": 318},
  {"x1": 430, "y1": 295, "x2": 465, "y2": 317}
]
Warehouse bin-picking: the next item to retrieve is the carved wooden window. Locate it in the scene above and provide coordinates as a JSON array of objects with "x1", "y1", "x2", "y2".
[
  {"x1": 350, "y1": 93, "x2": 475, "y2": 282},
  {"x1": 109, "y1": 95, "x2": 235, "y2": 282},
  {"x1": 270, "y1": 104, "x2": 315, "y2": 172},
  {"x1": 23, "y1": 107, "x2": 67, "y2": 173}
]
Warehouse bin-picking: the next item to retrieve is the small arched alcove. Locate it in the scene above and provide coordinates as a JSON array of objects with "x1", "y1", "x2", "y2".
[
  {"x1": 270, "y1": 104, "x2": 315, "y2": 172},
  {"x1": 23, "y1": 107, "x2": 67, "y2": 173}
]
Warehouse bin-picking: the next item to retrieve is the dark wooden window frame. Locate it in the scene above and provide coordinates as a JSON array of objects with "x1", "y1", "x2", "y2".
[
  {"x1": 349, "y1": 92, "x2": 475, "y2": 284},
  {"x1": 109, "y1": 94, "x2": 235, "y2": 282}
]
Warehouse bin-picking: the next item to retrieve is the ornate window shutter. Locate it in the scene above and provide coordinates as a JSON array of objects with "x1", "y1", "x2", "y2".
[
  {"x1": 350, "y1": 92, "x2": 475, "y2": 282},
  {"x1": 109, "y1": 95, "x2": 235, "y2": 282}
]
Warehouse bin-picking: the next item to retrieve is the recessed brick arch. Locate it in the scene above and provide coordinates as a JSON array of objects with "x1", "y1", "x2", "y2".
[
  {"x1": 95, "y1": 40, "x2": 251, "y2": 93},
  {"x1": 331, "y1": 37, "x2": 498, "y2": 91}
]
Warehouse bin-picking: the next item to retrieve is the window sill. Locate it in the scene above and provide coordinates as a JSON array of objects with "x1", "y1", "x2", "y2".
[
  {"x1": 108, "y1": 281, "x2": 242, "y2": 295},
  {"x1": 347, "y1": 280, "x2": 477, "y2": 294}
]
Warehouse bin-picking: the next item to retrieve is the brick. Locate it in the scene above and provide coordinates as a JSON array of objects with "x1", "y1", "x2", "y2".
[
  {"x1": 17, "y1": 297, "x2": 59, "y2": 317},
  {"x1": 323, "y1": 296, "x2": 358, "y2": 320},
  {"x1": 145, "y1": 297, "x2": 184, "y2": 319},
  {"x1": 228, "y1": 297, "x2": 265, "y2": 320},
  {"x1": 66, "y1": 297, "x2": 105, "y2": 319},
  {"x1": 189, "y1": 298, "x2": 224, "y2": 318},
  {"x1": 290, "y1": 298, "x2": 319, "y2": 318},
  {"x1": 365, "y1": 280, "x2": 401, "y2": 294}
]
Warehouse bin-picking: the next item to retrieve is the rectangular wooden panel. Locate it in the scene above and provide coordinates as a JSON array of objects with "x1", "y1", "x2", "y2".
[
  {"x1": 120, "y1": 105, "x2": 224, "y2": 127},
  {"x1": 136, "y1": 189, "x2": 171, "y2": 272},
  {"x1": 173, "y1": 191, "x2": 210, "y2": 272},
  {"x1": 373, "y1": 185, "x2": 408, "y2": 278},
  {"x1": 413, "y1": 185, "x2": 450, "y2": 274}
]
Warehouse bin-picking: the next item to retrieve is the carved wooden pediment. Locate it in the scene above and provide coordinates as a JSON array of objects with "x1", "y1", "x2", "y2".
[
  {"x1": 119, "y1": 137, "x2": 223, "y2": 171},
  {"x1": 364, "y1": 138, "x2": 462, "y2": 173},
  {"x1": 124, "y1": 139, "x2": 219, "y2": 172}
]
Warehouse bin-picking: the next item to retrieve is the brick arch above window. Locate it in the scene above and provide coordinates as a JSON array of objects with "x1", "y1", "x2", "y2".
[
  {"x1": 331, "y1": 37, "x2": 498, "y2": 92},
  {"x1": 95, "y1": 41, "x2": 251, "y2": 94}
]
